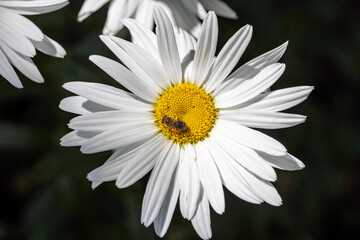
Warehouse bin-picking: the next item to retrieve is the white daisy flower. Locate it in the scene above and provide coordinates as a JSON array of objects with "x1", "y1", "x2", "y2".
[
  {"x1": 61, "y1": 7, "x2": 313, "y2": 239},
  {"x1": 0, "y1": 0, "x2": 68, "y2": 88},
  {"x1": 78, "y1": 0, "x2": 237, "y2": 36}
]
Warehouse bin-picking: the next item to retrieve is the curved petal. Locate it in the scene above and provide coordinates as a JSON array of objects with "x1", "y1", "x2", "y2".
[
  {"x1": 60, "y1": 130, "x2": 98, "y2": 147},
  {"x1": 59, "y1": 96, "x2": 114, "y2": 115},
  {"x1": 259, "y1": 152, "x2": 305, "y2": 171},
  {"x1": 31, "y1": 34, "x2": 66, "y2": 58}
]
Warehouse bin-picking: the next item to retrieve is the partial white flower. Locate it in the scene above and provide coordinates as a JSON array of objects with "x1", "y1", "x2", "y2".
[
  {"x1": 61, "y1": 7, "x2": 312, "y2": 240},
  {"x1": 78, "y1": 0, "x2": 237, "y2": 36},
  {"x1": 0, "y1": 0, "x2": 68, "y2": 88}
]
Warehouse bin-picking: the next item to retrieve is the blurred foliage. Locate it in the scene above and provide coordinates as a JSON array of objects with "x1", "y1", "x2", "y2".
[{"x1": 1, "y1": 0, "x2": 360, "y2": 239}]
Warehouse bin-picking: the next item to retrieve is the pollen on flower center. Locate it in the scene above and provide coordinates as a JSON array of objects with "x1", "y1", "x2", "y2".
[{"x1": 154, "y1": 83, "x2": 218, "y2": 144}]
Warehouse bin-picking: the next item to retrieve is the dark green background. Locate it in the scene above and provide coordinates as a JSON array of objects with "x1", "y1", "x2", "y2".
[{"x1": 0, "y1": 0, "x2": 359, "y2": 239}]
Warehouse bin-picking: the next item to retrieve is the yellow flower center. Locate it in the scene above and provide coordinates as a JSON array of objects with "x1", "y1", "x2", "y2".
[{"x1": 154, "y1": 83, "x2": 218, "y2": 144}]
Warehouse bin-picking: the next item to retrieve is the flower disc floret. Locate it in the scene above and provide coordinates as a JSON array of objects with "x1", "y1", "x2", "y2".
[{"x1": 154, "y1": 83, "x2": 218, "y2": 144}]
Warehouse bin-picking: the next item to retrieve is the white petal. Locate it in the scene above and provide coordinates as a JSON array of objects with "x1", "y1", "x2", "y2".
[
  {"x1": 181, "y1": 0, "x2": 207, "y2": 20},
  {"x1": 0, "y1": 46, "x2": 22, "y2": 88},
  {"x1": 103, "y1": 0, "x2": 138, "y2": 35},
  {"x1": 0, "y1": 41, "x2": 43, "y2": 83},
  {"x1": 211, "y1": 126, "x2": 277, "y2": 181},
  {"x1": 206, "y1": 139, "x2": 263, "y2": 204},
  {"x1": 89, "y1": 138, "x2": 146, "y2": 187},
  {"x1": 115, "y1": 135, "x2": 169, "y2": 188},
  {"x1": 109, "y1": 37, "x2": 170, "y2": 89},
  {"x1": 190, "y1": 12, "x2": 218, "y2": 86},
  {"x1": 80, "y1": 122, "x2": 158, "y2": 154},
  {"x1": 116, "y1": 142, "x2": 164, "y2": 188},
  {"x1": 175, "y1": 28, "x2": 196, "y2": 62},
  {"x1": 141, "y1": 142, "x2": 180, "y2": 227},
  {"x1": 175, "y1": 29, "x2": 196, "y2": 79},
  {"x1": 154, "y1": 165, "x2": 180, "y2": 237},
  {"x1": 215, "y1": 119, "x2": 287, "y2": 156},
  {"x1": 191, "y1": 187, "x2": 212, "y2": 240},
  {"x1": 122, "y1": 18, "x2": 159, "y2": 61},
  {"x1": 166, "y1": 0, "x2": 201, "y2": 36},
  {"x1": 215, "y1": 63, "x2": 285, "y2": 108},
  {"x1": 89, "y1": 54, "x2": 160, "y2": 102},
  {"x1": 153, "y1": 5, "x2": 182, "y2": 85},
  {"x1": 235, "y1": 86, "x2": 314, "y2": 112},
  {"x1": 60, "y1": 130, "x2": 98, "y2": 147},
  {"x1": 195, "y1": 141, "x2": 225, "y2": 214},
  {"x1": 0, "y1": 22, "x2": 36, "y2": 57},
  {"x1": 178, "y1": 144, "x2": 201, "y2": 219},
  {"x1": 133, "y1": 0, "x2": 154, "y2": 30},
  {"x1": 63, "y1": 81, "x2": 152, "y2": 111},
  {"x1": 231, "y1": 163, "x2": 282, "y2": 206},
  {"x1": 88, "y1": 135, "x2": 163, "y2": 183},
  {"x1": 31, "y1": 34, "x2": 66, "y2": 58},
  {"x1": 220, "y1": 110, "x2": 307, "y2": 129},
  {"x1": 0, "y1": 0, "x2": 69, "y2": 15},
  {"x1": 0, "y1": 7, "x2": 43, "y2": 41},
  {"x1": 59, "y1": 96, "x2": 114, "y2": 115},
  {"x1": 214, "y1": 41, "x2": 288, "y2": 96},
  {"x1": 104, "y1": 139, "x2": 150, "y2": 163},
  {"x1": 99, "y1": 36, "x2": 162, "y2": 99},
  {"x1": 204, "y1": 25, "x2": 252, "y2": 93},
  {"x1": 209, "y1": 139, "x2": 282, "y2": 206},
  {"x1": 199, "y1": 0, "x2": 237, "y2": 19},
  {"x1": 259, "y1": 152, "x2": 305, "y2": 171},
  {"x1": 77, "y1": 0, "x2": 109, "y2": 22},
  {"x1": 69, "y1": 110, "x2": 153, "y2": 132}
]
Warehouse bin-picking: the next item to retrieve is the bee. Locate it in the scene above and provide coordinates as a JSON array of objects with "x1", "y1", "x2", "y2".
[{"x1": 162, "y1": 115, "x2": 187, "y2": 131}]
